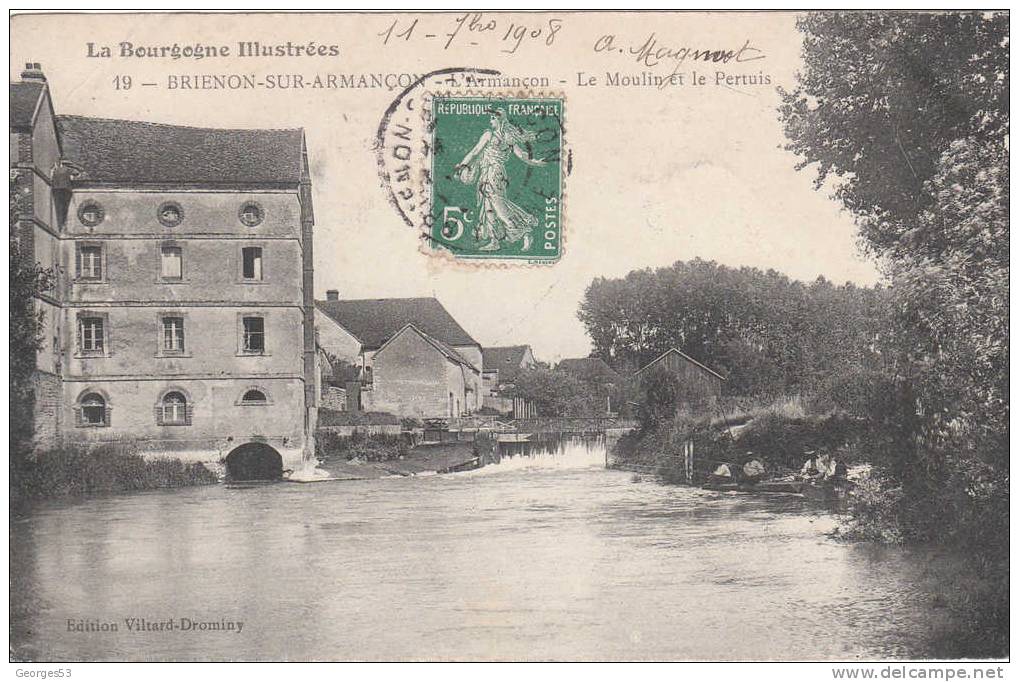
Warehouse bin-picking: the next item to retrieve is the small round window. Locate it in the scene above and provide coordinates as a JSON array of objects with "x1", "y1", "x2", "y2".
[
  {"x1": 239, "y1": 202, "x2": 264, "y2": 227},
  {"x1": 157, "y1": 202, "x2": 184, "y2": 227},
  {"x1": 78, "y1": 202, "x2": 104, "y2": 227}
]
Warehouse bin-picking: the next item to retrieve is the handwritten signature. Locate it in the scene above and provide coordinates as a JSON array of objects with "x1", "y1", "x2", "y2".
[{"x1": 594, "y1": 33, "x2": 765, "y2": 79}]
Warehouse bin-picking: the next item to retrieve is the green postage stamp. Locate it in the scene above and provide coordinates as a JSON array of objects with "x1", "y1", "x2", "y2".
[{"x1": 429, "y1": 96, "x2": 564, "y2": 262}]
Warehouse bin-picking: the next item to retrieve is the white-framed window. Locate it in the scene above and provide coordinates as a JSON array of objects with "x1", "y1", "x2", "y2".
[
  {"x1": 239, "y1": 202, "x2": 264, "y2": 227},
  {"x1": 77, "y1": 244, "x2": 103, "y2": 280},
  {"x1": 160, "y1": 246, "x2": 183, "y2": 280},
  {"x1": 242, "y1": 316, "x2": 265, "y2": 353},
  {"x1": 242, "y1": 247, "x2": 263, "y2": 281},
  {"x1": 162, "y1": 316, "x2": 185, "y2": 353},
  {"x1": 78, "y1": 202, "x2": 104, "y2": 227},
  {"x1": 79, "y1": 315, "x2": 105, "y2": 354},
  {"x1": 159, "y1": 391, "x2": 189, "y2": 425}
]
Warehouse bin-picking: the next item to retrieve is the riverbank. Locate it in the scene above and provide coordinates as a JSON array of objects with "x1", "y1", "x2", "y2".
[
  {"x1": 611, "y1": 400, "x2": 872, "y2": 486},
  {"x1": 611, "y1": 405, "x2": 1009, "y2": 659},
  {"x1": 10, "y1": 444, "x2": 218, "y2": 505},
  {"x1": 309, "y1": 431, "x2": 489, "y2": 480}
]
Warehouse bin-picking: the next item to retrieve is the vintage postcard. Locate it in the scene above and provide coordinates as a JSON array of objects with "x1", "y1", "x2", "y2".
[{"x1": 8, "y1": 10, "x2": 1009, "y2": 669}]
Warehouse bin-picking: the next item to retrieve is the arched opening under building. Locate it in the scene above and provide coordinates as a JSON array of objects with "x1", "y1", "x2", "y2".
[{"x1": 225, "y1": 442, "x2": 283, "y2": 481}]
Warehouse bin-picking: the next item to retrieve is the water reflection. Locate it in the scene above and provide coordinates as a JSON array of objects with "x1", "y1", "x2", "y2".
[{"x1": 11, "y1": 438, "x2": 950, "y2": 661}]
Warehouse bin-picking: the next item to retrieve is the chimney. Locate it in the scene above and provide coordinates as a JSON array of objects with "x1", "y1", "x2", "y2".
[
  {"x1": 326, "y1": 289, "x2": 339, "y2": 301},
  {"x1": 20, "y1": 62, "x2": 46, "y2": 83}
]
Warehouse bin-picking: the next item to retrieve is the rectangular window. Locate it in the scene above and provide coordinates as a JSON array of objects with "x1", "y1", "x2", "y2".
[
  {"x1": 80, "y1": 316, "x2": 104, "y2": 353},
  {"x1": 78, "y1": 245, "x2": 102, "y2": 280},
  {"x1": 242, "y1": 247, "x2": 263, "y2": 281},
  {"x1": 242, "y1": 316, "x2": 265, "y2": 353},
  {"x1": 160, "y1": 246, "x2": 183, "y2": 280},
  {"x1": 162, "y1": 317, "x2": 185, "y2": 353}
]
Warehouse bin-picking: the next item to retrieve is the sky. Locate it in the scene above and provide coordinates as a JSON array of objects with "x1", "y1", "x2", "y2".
[{"x1": 11, "y1": 12, "x2": 881, "y2": 362}]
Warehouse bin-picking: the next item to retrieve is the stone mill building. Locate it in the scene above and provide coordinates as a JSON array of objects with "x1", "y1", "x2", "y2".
[{"x1": 10, "y1": 63, "x2": 318, "y2": 474}]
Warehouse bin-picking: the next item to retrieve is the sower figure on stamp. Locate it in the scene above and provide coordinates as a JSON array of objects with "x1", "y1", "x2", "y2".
[{"x1": 454, "y1": 109, "x2": 545, "y2": 252}]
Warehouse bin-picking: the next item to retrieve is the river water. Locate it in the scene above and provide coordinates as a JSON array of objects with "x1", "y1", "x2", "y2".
[{"x1": 11, "y1": 439, "x2": 955, "y2": 661}]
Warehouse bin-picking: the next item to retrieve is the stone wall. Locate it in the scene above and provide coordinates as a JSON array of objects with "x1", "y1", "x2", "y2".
[
  {"x1": 315, "y1": 308, "x2": 362, "y2": 365},
  {"x1": 62, "y1": 376, "x2": 307, "y2": 468},
  {"x1": 12, "y1": 88, "x2": 66, "y2": 453},
  {"x1": 453, "y1": 343, "x2": 484, "y2": 410},
  {"x1": 31, "y1": 370, "x2": 61, "y2": 449},
  {"x1": 371, "y1": 330, "x2": 457, "y2": 418},
  {"x1": 59, "y1": 190, "x2": 310, "y2": 468},
  {"x1": 321, "y1": 385, "x2": 347, "y2": 411},
  {"x1": 11, "y1": 83, "x2": 315, "y2": 465}
]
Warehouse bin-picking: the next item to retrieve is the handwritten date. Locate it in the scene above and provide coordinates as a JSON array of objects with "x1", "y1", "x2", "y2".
[{"x1": 379, "y1": 13, "x2": 563, "y2": 54}]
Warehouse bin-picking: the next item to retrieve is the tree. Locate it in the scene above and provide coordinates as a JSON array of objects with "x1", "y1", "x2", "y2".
[
  {"x1": 779, "y1": 12, "x2": 1009, "y2": 548},
  {"x1": 636, "y1": 366, "x2": 682, "y2": 430},
  {"x1": 577, "y1": 258, "x2": 887, "y2": 397},
  {"x1": 509, "y1": 367, "x2": 617, "y2": 418},
  {"x1": 10, "y1": 175, "x2": 53, "y2": 461},
  {"x1": 778, "y1": 12, "x2": 1008, "y2": 258},
  {"x1": 509, "y1": 368, "x2": 582, "y2": 417}
]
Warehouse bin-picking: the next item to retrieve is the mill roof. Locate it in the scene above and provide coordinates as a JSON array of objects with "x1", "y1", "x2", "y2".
[
  {"x1": 55, "y1": 115, "x2": 304, "y2": 185},
  {"x1": 315, "y1": 297, "x2": 480, "y2": 351},
  {"x1": 376, "y1": 324, "x2": 479, "y2": 372},
  {"x1": 10, "y1": 82, "x2": 44, "y2": 129}
]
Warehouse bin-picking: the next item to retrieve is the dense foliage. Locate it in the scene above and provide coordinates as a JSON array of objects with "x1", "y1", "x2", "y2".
[
  {"x1": 779, "y1": 12, "x2": 1008, "y2": 552},
  {"x1": 508, "y1": 367, "x2": 623, "y2": 417},
  {"x1": 10, "y1": 176, "x2": 53, "y2": 465},
  {"x1": 578, "y1": 258, "x2": 888, "y2": 396},
  {"x1": 315, "y1": 430, "x2": 409, "y2": 463},
  {"x1": 11, "y1": 445, "x2": 218, "y2": 505}
]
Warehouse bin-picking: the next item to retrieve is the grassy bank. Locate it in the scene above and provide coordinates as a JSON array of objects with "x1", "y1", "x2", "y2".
[
  {"x1": 11, "y1": 444, "x2": 219, "y2": 505},
  {"x1": 317, "y1": 408, "x2": 404, "y2": 427},
  {"x1": 314, "y1": 430, "x2": 410, "y2": 464},
  {"x1": 613, "y1": 396, "x2": 876, "y2": 483}
]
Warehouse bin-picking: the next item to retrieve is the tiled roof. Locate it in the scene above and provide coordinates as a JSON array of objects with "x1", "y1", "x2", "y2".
[
  {"x1": 634, "y1": 348, "x2": 726, "y2": 381},
  {"x1": 56, "y1": 115, "x2": 303, "y2": 185},
  {"x1": 10, "y1": 82, "x2": 44, "y2": 129},
  {"x1": 557, "y1": 357, "x2": 620, "y2": 383},
  {"x1": 377, "y1": 324, "x2": 479, "y2": 372},
  {"x1": 315, "y1": 297, "x2": 479, "y2": 351},
  {"x1": 482, "y1": 345, "x2": 531, "y2": 382}
]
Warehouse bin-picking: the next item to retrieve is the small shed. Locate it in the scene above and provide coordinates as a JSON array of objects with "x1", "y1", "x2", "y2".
[{"x1": 633, "y1": 348, "x2": 725, "y2": 405}]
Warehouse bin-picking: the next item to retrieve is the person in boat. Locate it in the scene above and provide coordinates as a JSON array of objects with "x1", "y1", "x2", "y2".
[
  {"x1": 799, "y1": 451, "x2": 819, "y2": 478},
  {"x1": 800, "y1": 452, "x2": 833, "y2": 479},
  {"x1": 800, "y1": 452, "x2": 847, "y2": 484},
  {"x1": 710, "y1": 463, "x2": 734, "y2": 483},
  {"x1": 742, "y1": 459, "x2": 766, "y2": 484}
]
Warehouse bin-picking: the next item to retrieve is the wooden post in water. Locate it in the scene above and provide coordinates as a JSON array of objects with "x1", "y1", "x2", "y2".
[{"x1": 684, "y1": 439, "x2": 694, "y2": 484}]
